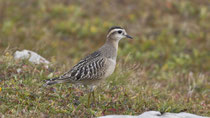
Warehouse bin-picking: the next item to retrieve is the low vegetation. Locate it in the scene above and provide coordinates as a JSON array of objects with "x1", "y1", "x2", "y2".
[{"x1": 0, "y1": 0, "x2": 209, "y2": 117}]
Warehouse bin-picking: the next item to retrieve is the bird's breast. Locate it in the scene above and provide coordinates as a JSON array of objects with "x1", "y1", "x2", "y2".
[{"x1": 104, "y1": 58, "x2": 116, "y2": 78}]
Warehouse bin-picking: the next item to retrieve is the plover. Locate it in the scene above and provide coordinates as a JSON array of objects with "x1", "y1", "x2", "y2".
[{"x1": 44, "y1": 26, "x2": 133, "y2": 106}]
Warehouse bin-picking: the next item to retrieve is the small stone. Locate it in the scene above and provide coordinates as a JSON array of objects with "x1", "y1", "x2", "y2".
[
  {"x1": 16, "y1": 68, "x2": 22, "y2": 73},
  {"x1": 98, "y1": 111, "x2": 209, "y2": 118},
  {"x1": 14, "y1": 50, "x2": 50, "y2": 68}
]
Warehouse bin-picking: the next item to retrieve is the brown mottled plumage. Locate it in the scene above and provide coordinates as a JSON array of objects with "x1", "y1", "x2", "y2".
[{"x1": 44, "y1": 26, "x2": 133, "y2": 106}]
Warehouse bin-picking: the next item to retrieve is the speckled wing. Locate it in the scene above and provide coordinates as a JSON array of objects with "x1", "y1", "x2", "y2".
[{"x1": 58, "y1": 51, "x2": 106, "y2": 82}]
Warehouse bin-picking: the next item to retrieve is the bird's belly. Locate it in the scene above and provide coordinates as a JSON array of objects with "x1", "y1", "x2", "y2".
[{"x1": 104, "y1": 59, "x2": 116, "y2": 78}]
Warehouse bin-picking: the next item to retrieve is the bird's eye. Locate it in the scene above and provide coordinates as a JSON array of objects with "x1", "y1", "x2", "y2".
[{"x1": 118, "y1": 31, "x2": 122, "y2": 34}]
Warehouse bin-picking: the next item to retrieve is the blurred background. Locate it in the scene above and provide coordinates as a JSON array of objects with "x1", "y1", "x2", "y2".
[
  {"x1": 0, "y1": 0, "x2": 209, "y2": 71},
  {"x1": 0, "y1": 0, "x2": 209, "y2": 117}
]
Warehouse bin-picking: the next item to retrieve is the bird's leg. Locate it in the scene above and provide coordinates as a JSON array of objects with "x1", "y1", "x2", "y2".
[
  {"x1": 90, "y1": 86, "x2": 96, "y2": 105},
  {"x1": 69, "y1": 87, "x2": 72, "y2": 94},
  {"x1": 92, "y1": 91, "x2": 95, "y2": 104},
  {"x1": 87, "y1": 86, "x2": 96, "y2": 107},
  {"x1": 87, "y1": 92, "x2": 91, "y2": 107}
]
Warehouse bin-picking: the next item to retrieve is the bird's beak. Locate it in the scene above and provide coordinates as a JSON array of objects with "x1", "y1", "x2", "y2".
[{"x1": 125, "y1": 35, "x2": 133, "y2": 39}]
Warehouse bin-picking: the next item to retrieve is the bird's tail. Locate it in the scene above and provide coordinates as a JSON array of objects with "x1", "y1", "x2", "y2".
[{"x1": 43, "y1": 77, "x2": 66, "y2": 87}]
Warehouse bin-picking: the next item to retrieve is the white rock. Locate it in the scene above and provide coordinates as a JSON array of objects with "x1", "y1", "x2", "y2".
[
  {"x1": 14, "y1": 50, "x2": 50, "y2": 65},
  {"x1": 98, "y1": 111, "x2": 209, "y2": 118},
  {"x1": 16, "y1": 68, "x2": 22, "y2": 73}
]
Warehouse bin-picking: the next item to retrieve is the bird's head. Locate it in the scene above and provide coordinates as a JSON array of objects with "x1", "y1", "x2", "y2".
[{"x1": 106, "y1": 26, "x2": 133, "y2": 42}]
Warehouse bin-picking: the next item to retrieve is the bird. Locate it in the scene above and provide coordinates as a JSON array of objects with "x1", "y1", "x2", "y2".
[{"x1": 44, "y1": 26, "x2": 133, "y2": 106}]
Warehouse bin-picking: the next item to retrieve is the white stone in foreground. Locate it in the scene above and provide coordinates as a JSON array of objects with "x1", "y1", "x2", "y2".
[
  {"x1": 98, "y1": 111, "x2": 209, "y2": 118},
  {"x1": 14, "y1": 50, "x2": 50, "y2": 65}
]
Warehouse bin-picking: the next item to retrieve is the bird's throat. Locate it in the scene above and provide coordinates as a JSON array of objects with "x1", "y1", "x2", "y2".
[{"x1": 106, "y1": 38, "x2": 120, "y2": 51}]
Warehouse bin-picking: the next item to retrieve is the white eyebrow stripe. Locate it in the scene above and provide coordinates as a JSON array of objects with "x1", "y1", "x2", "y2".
[{"x1": 107, "y1": 29, "x2": 123, "y2": 38}]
